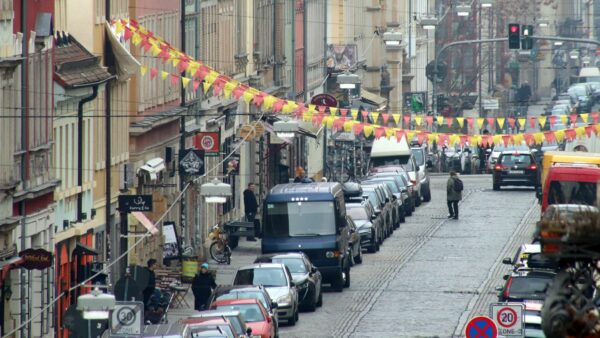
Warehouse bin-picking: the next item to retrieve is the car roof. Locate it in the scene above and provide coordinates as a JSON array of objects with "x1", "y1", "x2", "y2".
[
  {"x1": 188, "y1": 310, "x2": 243, "y2": 319},
  {"x1": 238, "y1": 262, "x2": 287, "y2": 270},
  {"x1": 214, "y1": 298, "x2": 262, "y2": 306},
  {"x1": 184, "y1": 317, "x2": 230, "y2": 325},
  {"x1": 255, "y1": 252, "x2": 305, "y2": 260}
]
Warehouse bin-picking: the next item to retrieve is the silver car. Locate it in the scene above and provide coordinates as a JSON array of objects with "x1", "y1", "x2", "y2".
[{"x1": 233, "y1": 263, "x2": 300, "y2": 325}]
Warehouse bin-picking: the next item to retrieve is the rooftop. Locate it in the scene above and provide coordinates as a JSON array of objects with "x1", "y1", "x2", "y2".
[{"x1": 54, "y1": 32, "x2": 113, "y2": 88}]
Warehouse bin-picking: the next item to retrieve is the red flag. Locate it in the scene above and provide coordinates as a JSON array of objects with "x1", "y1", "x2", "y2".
[
  {"x1": 403, "y1": 115, "x2": 411, "y2": 127},
  {"x1": 374, "y1": 127, "x2": 385, "y2": 139},
  {"x1": 460, "y1": 135, "x2": 468, "y2": 146},
  {"x1": 585, "y1": 125, "x2": 595, "y2": 137},
  {"x1": 523, "y1": 133, "x2": 534, "y2": 146},
  {"x1": 529, "y1": 117, "x2": 536, "y2": 129},
  {"x1": 438, "y1": 134, "x2": 449, "y2": 146},
  {"x1": 318, "y1": 106, "x2": 326, "y2": 113},
  {"x1": 232, "y1": 85, "x2": 246, "y2": 100},
  {"x1": 549, "y1": 116, "x2": 556, "y2": 128},
  {"x1": 382, "y1": 113, "x2": 390, "y2": 125},
  {"x1": 446, "y1": 117, "x2": 453, "y2": 127},
  {"x1": 340, "y1": 108, "x2": 348, "y2": 117},
  {"x1": 417, "y1": 133, "x2": 427, "y2": 145},
  {"x1": 273, "y1": 99, "x2": 286, "y2": 112},
  {"x1": 142, "y1": 40, "x2": 152, "y2": 52},
  {"x1": 565, "y1": 129, "x2": 577, "y2": 141},
  {"x1": 502, "y1": 135, "x2": 512, "y2": 147},
  {"x1": 159, "y1": 49, "x2": 171, "y2": 63},
  {"x1": 361, "y1": 110, "x2": 369, "y2": 120},
  {"x1": 508, "y1": 118, "x2": 516, "y2": 129},
  {"x1": 591, "y1": 112, "x2": 599, "y2": 124},
  {"x1": 212, "y1": 77, "x2": 226, "y2": 96},
  {"x1": 395, "y1": 130, "x2": 405, "y2": 142},
  {"x1": 124, "y1": 27, "x2": 133, "y2": 41},
  {"x1": 252, "y1": 92, "x2": 265, "y2": 107},
  {"x1": 177, "y1": 60, "x2": 189, "y2": 74},
  {"x1": 544, "y1": 131, "x2": 555, "y2": 143},
  {"x1": 192, "y1": 80, "x2": 200, "y2": 92},
  {"x1": 150, "y1": 68, "x2": 159, "y2": 80},
  {"x1": 569, "y1": 114, "x2": 578, "y2": 125},
  {"x1": 487, "y1": 117, "x2": 495, "y2": 128},
  {"x1": 170, "y1": 74, "x2": 179, "y2": 86},
  {"x1": 195, "y1": 65, "x2": 210, "y2": 80},
  {"x1": 353, "y1": 123, "x2": 364, "y2": 136},
  {"x1": 425, "y1": 116, "x2": 433, "y2": 126},
  {"x1": 466, "y1": 117, "x2": 474, "y2": 129}
]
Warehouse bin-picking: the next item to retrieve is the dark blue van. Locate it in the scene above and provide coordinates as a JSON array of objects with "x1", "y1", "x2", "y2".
[{"x1": 261, "y1": 182, "x2": 351, "y2": 291}]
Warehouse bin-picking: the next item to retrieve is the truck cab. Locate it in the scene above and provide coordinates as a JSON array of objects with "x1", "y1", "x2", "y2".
[{"x1": 261, "y1": 182, "x2": 352, "y2": 292}]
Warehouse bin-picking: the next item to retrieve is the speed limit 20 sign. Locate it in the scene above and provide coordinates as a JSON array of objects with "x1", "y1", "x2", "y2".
[{"x1": 490, "y1": 303, "x2": 524, "y2": 337}]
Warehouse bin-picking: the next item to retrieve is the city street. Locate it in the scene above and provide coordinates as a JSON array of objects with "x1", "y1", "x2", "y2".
[{"x1": 169, "y1": 174, "x2": 539, "y2": 337}]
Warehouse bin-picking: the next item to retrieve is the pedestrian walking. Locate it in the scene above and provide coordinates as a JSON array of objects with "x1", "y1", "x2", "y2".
[
  {"x1": 192, "y1": 263, "x2": 217, "y2": 311},
  {"x1": 446, "y1": 171, "x2": 463, "y2": 220},
  {"x1": 143, "y1": 259, "x2": 157, "y2": 307},
  {"x1": 293, "y1": 167, "x2": 313, "y2": 183},
  {"x1": 243, "y1": 182, "x2": 258, "y2": 241}
]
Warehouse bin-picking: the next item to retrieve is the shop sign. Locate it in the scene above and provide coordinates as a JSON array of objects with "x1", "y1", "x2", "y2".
[{"x1": 19, "y1": 248, "x2": 53, "y2": 270}]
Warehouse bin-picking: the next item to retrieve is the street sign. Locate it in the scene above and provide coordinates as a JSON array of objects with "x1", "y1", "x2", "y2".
[
  {"x1": 465, "y1": 316, "x2": 498, "y2": 338},
  {"x1": 310, "y1": 93, "x2": 338, "y2": 107},
  {"x1": 483, "y1": 99, "x2": 499, "y2": 110},
  {"x1": 118, "y1": 195, "x2": 153, "y2": 213},
  {"x1": 110, "y1": 301, "x2": 143, "y2": 336},
  {"x1": 179, "y1": 149, "x2": 205, "y2": 175},
  {"x1": 18, "y1": 248, "x2": 53, "y2": 270},
  {"x1": 491, "y1": 303, "x2": 524, "y2": 337},
  {"x1": 194, "y1": 132, "x2": 220, "y2": 154}
]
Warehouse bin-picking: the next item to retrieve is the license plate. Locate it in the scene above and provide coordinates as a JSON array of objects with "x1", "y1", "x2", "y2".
[{"x1": 508, "y1": 170, "x2": 524, "y2": 174}]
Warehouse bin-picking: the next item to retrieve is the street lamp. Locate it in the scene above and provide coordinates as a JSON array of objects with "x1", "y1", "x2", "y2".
[
  {"x1": 273, "y1": 117, "x2": 300, "y2": 139},
  {"x1": 480, "y1": 0, "x2": 493, "y2": 8},
  {"x1": 420, "y1": 17, "x2": 438, "y2": 30},
  {"x1": 455, "y1": 4, "x2": 471, "y2": 17},
  {"x1": 336, "y1": 72, "x2": 361, "y2": 90},
  {"x1": 382, "y1": 30, "x2": 403, "y2": 49},
  {"x1": 76, "y1": 288, "x2": 116, "y2": 320},
  {"x1": 570, "y1": 50, "x2": 580, "y2": 59},
  {"x1": 537, "y1": 18, "x2": 549, "y2": 27},
  {"x1": 200, "y1": 178, "x2": 232, "y2": 204},
  {"x1": 554, "y1": 41, "x2": 564, "y2": 46}
]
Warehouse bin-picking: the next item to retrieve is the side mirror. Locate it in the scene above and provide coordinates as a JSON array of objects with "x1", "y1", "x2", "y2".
[
  {"x1": 266, "y1": 316, "x2": 272, "y2": 323},
  {"x1": 503, "y1": 274, "x2": 509, "y2": 281},
  {"x1": 311, "y1": 266, "x2": 318, "y2": 274},
  {"x1": 371, "y1": 215, "x2": 377, "y2": 220},
  {"x1": 247, "y1": 327, "x2": 253, "y2": 335},
  {"x1": 271, "y1": 301, "x2": 278, "y2": 309},
  {"x1": 290, "y1": 281, "x2": 296, "y2": 287},
  {"x1": 502, "y1": 257, "x2": 513, "y2": 265},
  {"x1": 385, "y1": 198, "x2": 390, "y2": 203},
  {"x1": 495, "y1": 286, "x2": 504, "y2": 292}
]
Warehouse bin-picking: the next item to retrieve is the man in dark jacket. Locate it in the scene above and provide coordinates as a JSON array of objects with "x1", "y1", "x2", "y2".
[
  {"x1": 192, "y1": 263, "x2": 217, "y2": 311},
  {"x1": 143, "y1": 259, "x2": 157, "y2": 306},
  {"x1": 446, "y1": 171, "x2": 462, "y2": 220},
  {"x1": 243, "y1": 182, "x2": 258, "y2": 241}
]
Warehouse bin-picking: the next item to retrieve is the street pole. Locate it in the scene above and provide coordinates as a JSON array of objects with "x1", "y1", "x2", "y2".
[
  {"x1": 19, "y1": 2, "x2": 27, "y2": 337},
  {"x1": 478, "y1": 3, "x2": 483, "y2": 117},
  {"x1": 179, "y1": 0, "x2": 187, "y2": 255}
]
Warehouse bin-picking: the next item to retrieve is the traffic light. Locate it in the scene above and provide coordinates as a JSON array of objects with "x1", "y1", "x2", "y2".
[
  {"x1": 508, "y1": 23, "x2": 520, "y2": 49},
  {"x1": 521, "y1": 25, "x2": 534, "y2": 50}
]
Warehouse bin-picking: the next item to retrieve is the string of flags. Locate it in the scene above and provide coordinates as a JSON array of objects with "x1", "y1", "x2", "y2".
[{"x1": 113, "y1": 19, "x2": 600, "y2": 147}]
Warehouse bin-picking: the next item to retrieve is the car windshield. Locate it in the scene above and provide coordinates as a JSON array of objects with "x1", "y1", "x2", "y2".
[
  {"x1": 548, "y1": 181, "x2": 598, "y2": 206},
  {"x1": 347, "y1": 207, "x2": 368, "y2": 220},
  {"x1": 412, "y1": 149, "x2": 425, "y2": 166},
  {"x1": 370, "y1": 155, "x2": 410, "y2": 168},
  {"x1": 362, "y1": 191, "x2": 380, "y2": 208},
  {"x1": 264, "y1": 201, "x2": 336, "y2": 237},
  {"x1": 568, "y1": 87, "x2": 587, "y2": 97},
  {"x1": 216, "y1": 304, "x2": 265, "y2": 322},
  {"x1": 499, "y1": 154, "x2": 532, "y2": 165},
  {"x1": 508, "y1": 276, "x2": 552, "y2": 295},
  {"x1": 234, "y1": 268, "x2": 287, "y2": 287},
  {"x1": 216, "y1": 291, "x2": 269, "y2": 309},
  {"x1": 272, "y1": 258, "x2": 307, "y2": 274}
]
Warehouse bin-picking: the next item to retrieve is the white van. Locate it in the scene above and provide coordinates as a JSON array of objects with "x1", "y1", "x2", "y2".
[
  {"x1": 579, "y1": 67, "x2": 600, "y2": 83},
  {"x1": 369, "y1": 137, "x2": 422, "y2": 206}
]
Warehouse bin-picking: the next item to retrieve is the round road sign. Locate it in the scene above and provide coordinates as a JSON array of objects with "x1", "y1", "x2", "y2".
[
  {"x1": 496, "y1": 307, "x2": 518, "y2": 328},
  {"x1": 116, "y1": 306, "x2": 136, "y2": 326},
  {"x1": 465, "y1": 316, "x2": 497, "y2": 338}
]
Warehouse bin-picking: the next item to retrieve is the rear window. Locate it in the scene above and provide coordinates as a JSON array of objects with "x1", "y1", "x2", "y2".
[
  {"x1": 216, "y1": 291, "x2": 269, "y2": 309},
  {"x1": 508, "y1": 276, "x2": 552, "y2": 294},
  {"x1": 499, "y1": 154, "x2": 532, "y2": 166},
  {"x1": 412, "y1": 149, "x2": 425, "y2": 166},
  {"x1": 548, "y1": 181, "x2": 597, "y2": 206},
  {"x1": 347, "y1": 207, "x2": 368, "y2": 220}
]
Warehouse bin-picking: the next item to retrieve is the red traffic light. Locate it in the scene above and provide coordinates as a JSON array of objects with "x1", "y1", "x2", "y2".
[{"x1": 510, "y1": 25, "x2": 518, "y2": 33}]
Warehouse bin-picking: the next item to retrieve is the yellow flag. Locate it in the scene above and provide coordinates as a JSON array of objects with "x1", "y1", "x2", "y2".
[
  {"x1": 364, "y1": 125, "x2": 374, "y2": 138},
  {"x1": 554, "y1": 130, "x2": 565, "y2": 142},
  {"x1": 308, "y1": 104, "x2": 316, "y2": 112},
  {"x1": 538, "y1": 116, "x2": 547, "y2": 127},
  {"x1": 187, "y1": 61, "x2": 200, "y2": 76},
  {"x1": 534, "y1": 132, "x2": 544, "y2": 144},
  {"x1": 456, "y1": 117, "x2": 464, "y2": 128},
  {"x1": 436, "y1": 116, "x2": 444, "y2": 126},
  {"x1": 343, "y1": 121, "x2": 354, "y2": 133},
  {"x1": 371, "y1": 112, "x2": 380, "y2": 123},
  {"x1": 223, "y1": 81, "x2": 235, "y2": 99},
  {"x1": 303, "y1": 111, "x2": 313, "y2": 122},
  {"x1": 115, "y1": 21, "x2": 124, "y2": 34},
  {"x1": 493, "y1": 135, "x2": 502, "y2": 145},
  {"x1": 203, "y1": 81, "x2": 211, "y2": 94},
  {"x1": 161, "y1": 71, "x2": 169, "y2": 80},
  {"x1": 204, "y1": 71, "x2": 218, "y2": 86},
  {"x1": 428, "y1": 134, "x2": 437, "y2": 144},
  {"x1": 326, "y1": 117, "x2": 335, "y2": 128},
  {"x1": 242, "y1": 90, "x2": 254, "y2": 104},
  {"x1": 560, "y1": 115, "x2": 568, "y2": 126},
  {"x1": 518, "y1": 118, "x2": 526, "y2": 128},
  {"x1": 132, "y1": 32, "x2": 142, "y2": 46},
  {"x1": 385, "y1": 128, "x2": 394, "y2": 139},
  {"x1": 581, "y1": 113, "x2": 589, "y2": 123},
  {"x1": 282, "y1": 102, "x2": 295, "y2": 114},
  {"x1": 576, "y1": 126, "x2": 586, "y2": 137},
  {"x1": 140, "y1": 65, "x2": 148, "y2": 76},
  {"x1": 477, "y1": 118, "x2": 485, "y2": 129},
  {"x1": 497, "y1": 118, "x2": 505, "y2": 129},
  {"x1": 449, "y1": 134, "x2": 459, "y2": 146},
  {"x1": 513, "y1": 134, "x2": 524, "y2": 145},
  {"x1": 329, "y1": 107, "x2": 338, "y2": 116},
  {"x1": 596, "y1": 124, "x2": 600, "y2": 134},
  {"x1": 150, "y1": 44, "x2": 161, "y2": 56},
  {"x1": 351, "y1": 109, "x2": 359, "y2": 120},
  {"x1": 407, "y1": 131, "x2": 416, "y2": 141},
  {"x1": 181, "y1": 77, "x2": 190, "y2": 88},
  {"x1": 263, "y1": 95, "x2": 277, "y2": 110},
  {"x1": 392, "y1": 114, "x2": 401, "y2": 125},
  {"x1": 415, "y1": 116, "x2": 422, "y2": 126}
]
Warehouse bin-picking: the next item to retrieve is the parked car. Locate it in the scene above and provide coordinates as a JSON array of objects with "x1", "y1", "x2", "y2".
[
  {"x1": 568, "y1": 85, "x2": 593, "y2": 113},
  {"x1": 492, "y1": 150, "x2": 539, "y2": 190},
  {"x1": 345, "y1": 215, "x2": 363, "y2": 266},
  {"x1": 208, "y1": 285, "x2": 279, "y2": 330},
  {"x1": 183, "y1": 310, "x2": 250, "y2": 338},
  {"x1": 362, "y1": 182, "x2": 400, "y2": 230},
  {"x1": 233, "y1": 263, "x2": 299, "y2": 325},
  {"x1": 254, "y1": 252, "x2": 323, "y2": 311},
  {"x1": 497, "y1": 270, "x2": 555, "y2": 303},
  {"x1": 368, "y1": 171, "x2": 414, "y2": 215},
  {"x1": 411, "y1": 145, "x2": 432, "y2": 201},
  {"x1": 212, "y1": 299, "x2": 277, "y2": 338},
  {"x1": 360, "y1": 185, "x2": 393, "y2": 238},
  {"x1": 361, "y1": 177, "x2": 407, "y2": 223},
  {"x1": 184, "y1": 317, "x2": 237, "y2": 338},
  {"x1": 346, "y1": 203, "x2": 381, "y2": 253}
]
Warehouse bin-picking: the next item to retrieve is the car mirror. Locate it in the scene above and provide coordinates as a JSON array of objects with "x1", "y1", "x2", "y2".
[
  {"x1": 495, "y1": 286, "x2": 504, "y2": 292},
  {"x1": 371, "y1": 215, "x2": 377, "y2": 220},
  {"x1": 385, "y1": 198, "x2": 390, "y2": 203},
  {"x1": 311, "y1": 266, "x2": 318, "y2": 274},
  {"x1": 290, "y1": 281, "x2": 296, "y2": 287},
  {"x1": 502, "y1": 257, "x2": 513, "y2": 265},
  {"x1": 503, "y1": 274, "x2": 509, "y2": 281},
  {"x1": 247, "y1": 327, "x2": 253, "y2": 335},
  {"x1": 271, "y1": 301, "x2": 278, "y2": 309},
  {"x1": 266, "y1": 316, "x2": 272, "y2": 323}
]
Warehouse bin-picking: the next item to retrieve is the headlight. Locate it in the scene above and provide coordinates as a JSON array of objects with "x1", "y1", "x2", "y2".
[
  {"x1": 325, "y1": 251, "x2": 342, "y2": 258},
  {"x1": 277, "y1": 294, "x2": 292, "y2": 306}
]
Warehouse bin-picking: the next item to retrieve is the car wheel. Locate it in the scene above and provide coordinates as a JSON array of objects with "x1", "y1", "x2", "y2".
[
  {"x1": 406, "y1": 206, "x2": 413, "y2": 216},
  {"x1": 493, "y1": 183, "x2": 500, "y2": 191},
  {"x1": 354, "y1": 244, "x2": 363, "y2": 264},
  {"x1": 368, "y1": 233, "x2": 377, "y2": 253},
  {"x1": 423, "y1": 187, "x2": 432, "y2": 202},
  {"x1": 412, "y1": 201, "x2": 416, "y2": 212},
  {"x1": 349, "y1": 248, "x2": 355, "y2": 267},
  {"x1": 343, "y1": 264, "x2": 351, "y2": 288},
  {"x1": 288, "y1": 309, "x2": 297, "y2": 325},
  {"x1": 316, "y1": 288, "x2": 323, "y2": 307},
  {"x1": 400, "y1": 211, "x2": 406, "y2": 223},
  {"x1": 295, "y1": 305, "x2": 300, "y2": 322},
  {"x1": 375, "y1": 237, "x2": 380, "y2": 251},
  {"x1": 332, "y1": 271, "x2": 344, "y2": 292},
  {"x1": 305, "y1": 288, "x2": 317, "y2": 312},
  {"x1": 415, "y1": 194, "x2": 422, "y2": 207}
]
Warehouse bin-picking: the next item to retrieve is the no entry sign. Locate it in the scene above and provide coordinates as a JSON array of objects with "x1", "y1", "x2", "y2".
[
  {"x1": 490, "y1": 303, "x2": 524, "y2": 336},
  {"x1": 465, "y1": 316, "x2": 497, "y2": 338}
]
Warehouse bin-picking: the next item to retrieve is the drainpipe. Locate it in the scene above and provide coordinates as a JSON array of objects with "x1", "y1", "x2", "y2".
[
  {"x1": 77, "y1": 85, "x2": 99, "y2": 221},
  {"x1": 19, "y1": 1, "x2": 28, "y2": 337}
]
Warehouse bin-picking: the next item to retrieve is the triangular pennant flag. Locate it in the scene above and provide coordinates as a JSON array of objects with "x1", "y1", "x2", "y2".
[
  {"x1": 192, "y1": 80, "x2": 200, "y2": 92},
  {"x1": 487, "y1": 117, "x2": 495, "y2": 128},
  {"x1": 544, "y1": 131, "x2": 555, "y2": 144},
  {"x1": 351, "y1": 109, "x2": 359, "y2": 120},
  {"x1": 150, "y1": 44, "x2": 162, "y2": 56},
  {"x1": 581, "y1": 113, "x2": 589, "y2": 124},
  {"x1": 493, "y1": 135, "x2": 502, "y2": 146},
  {"x1": 353, "y1": 123, "x2": 364, "y2": 136},
  {"x1": 124, "y1": 27, "x2": 133, "y2": 41},
  {"x1": 534, "y1": 132, "x2": 545, "y2": 145},
  {"x1": 243, "y1": 90, "x2": 255, "y2": 104},
  {"x1": 415, "y1": 116, "x2": 422, "y2": 126},
  {"x1": 585, "y1": 125, "x2": 595, "y2": 137},
  {"x1": 131, "y1": 32, "x2": 142, "y2": 46},
  {"x1": 232, "y1": 85, "x2": 246, "y2": 100},
  {"x1": 361, "y1": 110, "x2": 369, "y2": 121},
  {"x1": 560, "y1": 115, "x2": 568, "y2": 126},
  {"x1": 374, "y1": 127, "x2": 385, "y2": 139},
  {"x1": 170, "y1": 74, "x2": 179, "y2": 86},
  {"x1": 339, "y1": 108, "x2": 347, "y2": 117},
  {"x1": 507, "y1": 118, "x2": 516, "y2": 129},
  {"x1": 330, "y1": 107, "x2": 338, "y2": 116},
  {"x1": 456, "y1": 117, "x2": 464, "y2": 128},
  {"x1": 576, "y1": 127, "x2": 586, "y2": 138},
  {"x1": 466, "y1": 117, "x2": 474, "y2": 129},
  {"x1": 540, "y1": 116, "x2": 548, "y2": 128},
  {"x1": 436, "y1": 116, "x2": 444, "y2": 126},
  {"x1": 382, "y1": 113, "x2": 390, "y2": 125},
  {"x1": 223, "y1": 81, "x2": 236, "y2": 99},
  {"x1": 554, "y1": 130, "x2": 565, "y2": 143},
  {"x1": 502, "y1": 135, "x2": 512, "y2": 147},
  {"x1": 161, "y1": 71, "x2": 169, "y2": 80},
  {"x1": 181, "y1": 77, "x2": 191, "y2": 88},
  {"x1": 363, "y1": 125, "x2": 374, "y2": 138},
  {"x1": 263, "y1": 95, "x2": 277, "y2": 110},
  {"x1": 150, "y1": 67, "x2": 159, "y2": 80},
  {"x1": 523, "y1": 133, "x2": 535, "y2": 146},
  {"x1": 426, "y1": 116, "x2": 433, "y2": 127},
  {"x1": 459, "y1": 135, "x2": 468, "y2": 147},
  {"x1": 393, "y1": 114, "x2": 402, "y2": 125},
  {"x1": 477, "y1": 118, "x2": 485, "y2": 129},
  {"x1": 548, "y1": 116, "x2": 556, "y2": 128},
  {"x1": 395, "y1": 130, "x2": 405, "y2": 142},
  {"x1": 518, "y1": 118, "x2": 526, "y2": 129},
  {"x1": 385, "y1": 128, "x2": 394, "y2": 139},
  {"x1": 371, "y1": 112, "x2": 380, "y2": 124},
  {"x1": 343, "y1": 121, "x2": 354, "y2": 133},
  {"x1": 139, "y1": 65, "x2": 148, "y2": 76},
  {"x1": 569, "y1": 114, "x2": 578, "y2": 125},
  {"x1": 446, "y1": 117, "x2": 453, "y2": 127},
  {"x1": 404, "y1": 115, "x2": 412, "y2": 127},
  {"x1": 273, "y1": 99, "x2": 285, "y2": 113},
  {"x1": 591, "y1": 112, "x2": 599, "y2": 124},
  {"x1": 497, "y1": 118, "x2": 505, "y2": 129},
  {"x1": 418, "y1": 133, "x2": 428, "y2": 145},
  {"x1": 529, "y1": 117, "x2": 536, "y2": 129},
  {"x1": 203, "y1": 81, "x2": 211, "y2": 94},
  {"x1": 513, "y1": 134, "x2": 524, "y2": 145}
]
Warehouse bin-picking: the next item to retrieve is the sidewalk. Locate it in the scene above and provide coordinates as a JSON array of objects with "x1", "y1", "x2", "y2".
[{"x1": 166, "y1": 238, "x2": 262, "y2": 323}]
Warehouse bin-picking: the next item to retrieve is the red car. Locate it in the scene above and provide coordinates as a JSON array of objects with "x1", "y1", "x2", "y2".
[{"x1": 211, "y1": 299, "x2": 276, "y2": 338}]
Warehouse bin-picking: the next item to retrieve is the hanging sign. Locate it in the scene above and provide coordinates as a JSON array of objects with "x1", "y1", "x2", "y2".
[
  {"x1": 179, "y1": 149, "x2": 205, "y2": 176},
  {"x1": 19, "y1": 248, "x2": 53, "y2": 270},
  {"x1": 194, "y1": 132, "x2": 220, "y2": 154}
]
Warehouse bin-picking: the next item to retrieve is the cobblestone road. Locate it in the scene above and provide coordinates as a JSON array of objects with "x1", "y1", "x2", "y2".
[{"x1": 169, "y1": 174, "x2": 539, "y2": 338}]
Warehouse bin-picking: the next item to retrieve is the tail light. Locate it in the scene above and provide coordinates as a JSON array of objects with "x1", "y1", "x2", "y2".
[
  {"x1": 528, "y1": 164, "x2": 537, "y2": 170},
  {"x1": 540, "y1": 231, "x2": 561, "y2": 253},
  {"x1": 411, "y1": 180, "x2": 417, "y2": 186},
  {"x1": 503, "y1": 277, "x2": 513, "y2": 299},
  {"x1": 494, "y1": 164, "x2": 505, "y2": 171}
]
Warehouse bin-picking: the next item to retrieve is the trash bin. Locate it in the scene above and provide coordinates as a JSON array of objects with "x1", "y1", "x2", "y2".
[{"x1": 181, "y1": 259, "x2": 198, "y2": 283}]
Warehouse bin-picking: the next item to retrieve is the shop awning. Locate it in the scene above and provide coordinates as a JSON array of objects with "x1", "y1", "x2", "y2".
[
  {"x1": 72, "y1": 243, "x2": 98, "y2": 257},
  {"x1": 0, "y1": 256, "x2": 23, "y2": 287},
  {"x1": 131, "y1": 211, "x2": 159, "y2": 235},
  {"x1": 360, "y1": 89, "x2": 387, "y2": 109}
]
